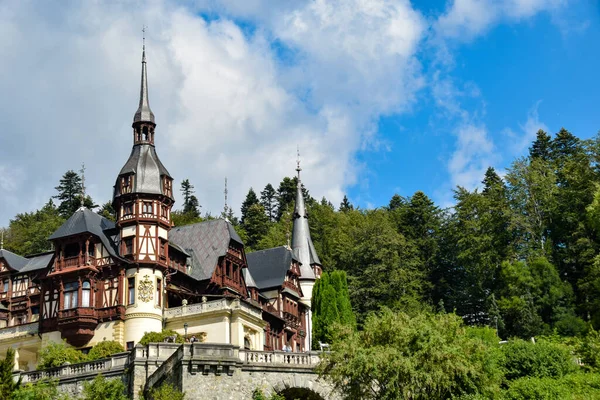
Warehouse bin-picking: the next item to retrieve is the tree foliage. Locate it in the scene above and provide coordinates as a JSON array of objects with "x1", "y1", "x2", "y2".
[
  {"x1": 320, "y1": 309, "x2": 503, "y2": 400},
  {"x1": 145, "y1": 383, "x2": 185, "y2": 400},
  {"x1": 81, "y1": 374, "x2": 127, "y2": 400},
  {"x1": 87, "y1": 341, "x2": 125, "y2": 361},
  {"x1": 139, "y1": 330, "x2": 184, "y2": 345},
  {"x1": 0, "y1": 348, "x2": 18, "y2": 400},
  {"x1": 38, "y1": 341, "x2": 86, "y2": 369}
]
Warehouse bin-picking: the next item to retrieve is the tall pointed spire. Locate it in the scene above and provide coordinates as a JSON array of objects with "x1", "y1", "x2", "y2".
[
  {"x1": 133, "y1": 26, "x2": 155, "y2": 124},
  {"x1": 291, "y1": 149, "x2": 321, "y2": 281}
]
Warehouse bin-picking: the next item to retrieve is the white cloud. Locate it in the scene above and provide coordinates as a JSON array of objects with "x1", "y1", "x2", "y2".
[
  {"x1": 436, "y1": 0, "x2": 567, "y2": 40},
  {"x1": 448, "y1": 123, "x2": 499, "y2": 190},
  {"x1": 0, "y1": 0, "x2": 427, "y2": 226},
  {"x1": 503, "y1": 101, "x2": 549, "y2": 154}
]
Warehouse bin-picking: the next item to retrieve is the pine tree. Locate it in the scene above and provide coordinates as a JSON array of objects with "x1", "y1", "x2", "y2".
[
  {"x1": 0, "y1": 348, "x2": 19, "y2": 399},
  {"x1": 53, "y1": 170, "x2": 92, "y2": 218},
  {"x1": 388, "y1": 194, "x2": 404, "y2": 211},
  {"x1": 241, "y1": 188, "x2": 260, "y2": 225},
  {"x1": 260, "y1": 184, "x2": 278, "y2": 222},
  {"x1": 339, "y1": 195, "x2": 353, "y2": 212},
  {"x1": 98, "y1": 201, "x2": 116, "y2": 222},
  {"x1": 180, "y1": 179, "x2": 201, "y2": 217},
  {"x1": 529, "y1": 129, "x2": 552, "y2": 161},
  {"x1": 243, "y1": 203, "x2": 269, "y2": 249},
  {"x1": 276, "y1": 178, "x2": 297, "y2": 220}
]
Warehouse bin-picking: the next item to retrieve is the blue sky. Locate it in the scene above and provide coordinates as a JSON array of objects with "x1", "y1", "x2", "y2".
[{"x1": 0, "y1": 0, "x2": 599, "y2": 226}]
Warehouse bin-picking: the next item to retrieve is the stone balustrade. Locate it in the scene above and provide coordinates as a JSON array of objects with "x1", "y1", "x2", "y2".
[
  {"x1": 19, "y1": 352, "x2": 130, "y2": 384},
  {"x1": 164, "y1": 298, "x2": 262, "y2": 319},
  {"x1": 0, "y1": 322, "x2": 38, "y2": 340},
  {"x1": 241, "y1": 349, "x2": 320, "y2": 367}
]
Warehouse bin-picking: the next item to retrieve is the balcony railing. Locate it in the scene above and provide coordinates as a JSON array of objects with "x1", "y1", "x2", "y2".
[
  {"x1": 164, "y1": 298, "x2": 262, "y2": 319},
  {"x1": 58, "y1": 307, "x2": 96, "y2": 320}
]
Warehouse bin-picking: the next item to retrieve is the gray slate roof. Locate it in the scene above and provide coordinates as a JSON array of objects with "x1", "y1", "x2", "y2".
[
  {"x1": 113, "y1": 144, "x2": 172, "y2": 199},
  {"x1": 242, "y1": 268, "x2": 257, "y2": 288},
  {"x1": 0, "y1": 249, "x2": 28, "y2": 271},
  {"x1": 291, "y1": 174, "x2": 320, "y2": 281},
  {"x1": 169, "y1": 219, "x2": 243, "y2": 281},
  {"x1": 246, "y1": 246, "x2": 295, "y2": 290},
  {"x1": 0, "y1": 249, "x2": 53, "y2": 273},
  {"x1": 48, "y1": 207, "x2": 121, "y2": 259}
]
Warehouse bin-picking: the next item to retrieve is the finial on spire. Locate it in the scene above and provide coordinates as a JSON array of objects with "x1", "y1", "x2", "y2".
[
  {"x1": 1, "y1": 229, "x2": 4, "y2": 250},
  {"x1": 80, "y1": 163, "x2": 86, "y2": 208},
  {"x1": 296, "y1": 146, "x2": 302, "y2": 179},
  {"x1": 134, "y1": 25, "x2": 155, "y2": 124},
  {"x1": 222, "y1": 177, "x2": 230, "y2": 222},
  {"x1": 142, "y1": 25, "x2": 147, "y2": 62}
]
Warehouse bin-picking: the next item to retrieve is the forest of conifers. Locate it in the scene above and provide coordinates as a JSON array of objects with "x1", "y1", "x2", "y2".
[{"x1": 4, "y1": 128, "x2": 600, "y2": 341}]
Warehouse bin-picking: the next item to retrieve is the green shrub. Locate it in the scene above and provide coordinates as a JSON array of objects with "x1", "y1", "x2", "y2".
[
  {"x1": 578, "y1": 328, "x2": 600, "y2": 372},
  {"x1": 11, "y1": 379, "x2": 72, "y2": 400},
  {"x1": 81, "y1": 374, "x2": 127, "y2": 400},
  {"x1": 139, "y1": 330, "x2": 184, "y2": 345},
  {"x1": 146, "y1": 383, "x2": 185, "y2": 400},
  {"x1": 251, "y1": 389, "x2": 284, "y2": 400},
  {"x1": 503, "y1": 376, "x2": 571, "y2": 400},
  {"x1": 501, "y1": 339, "x2": 577, "y2": 381},
  {"x1": 38, "y1": 341, "x2": 85, "y2": 369},
  {"x1": 87, "y1": 341, "x2": 125, "y2": 361}
]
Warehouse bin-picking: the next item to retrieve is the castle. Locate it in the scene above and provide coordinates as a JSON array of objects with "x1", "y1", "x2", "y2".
[{"x1": 0, "y1": 42, "x2": 322, "y2": 371}]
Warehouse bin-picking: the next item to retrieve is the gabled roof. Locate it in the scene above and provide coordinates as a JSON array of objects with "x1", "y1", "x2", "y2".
[
  {"x1": 0, "y1": 250, "x2": 54, "y2": 274},
  {"x1": 246, "y1": 246, "x2": 295, "y2": 290},
  {"x1": 242, "y1": 267, "x2": 257, "y2": 288},
  {"x1": 48, "y1": 207, "x2": 121, "y2": 259},
  {"x1": 169, "y1": 219, "x2": 243, "y2": 281},
  {"x1": 21, "y1": 252, "x2": 54, "y2": 273},
  {"x1": 0, "y1": 249, "x2": 28, "y2": 272}
]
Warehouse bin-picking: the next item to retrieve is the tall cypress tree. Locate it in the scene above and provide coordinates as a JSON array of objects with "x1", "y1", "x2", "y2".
[
  {"x1": 330, "y1": 270, "x2": 356, "y2": 329},
  {"x1": 0, "y1": 348, "x2": 19, "y2": 399}
]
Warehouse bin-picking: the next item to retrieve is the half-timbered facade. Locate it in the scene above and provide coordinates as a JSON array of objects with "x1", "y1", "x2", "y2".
[{"x1": 0, "y1": 42, "x2": 322, "y2": 370}]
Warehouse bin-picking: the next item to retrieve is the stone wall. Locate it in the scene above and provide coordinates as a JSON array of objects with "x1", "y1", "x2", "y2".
[{"x1": 13, "y1": 343, "x2": 340, "y2": 400}]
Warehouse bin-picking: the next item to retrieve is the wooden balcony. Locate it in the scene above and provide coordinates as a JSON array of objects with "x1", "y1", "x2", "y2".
[
  {"x1": 52, "y1": 256, "x2": 98, "y2": 274},
  {"x1": 57, "y1": 307, "x2": 98, "y2": 347}
]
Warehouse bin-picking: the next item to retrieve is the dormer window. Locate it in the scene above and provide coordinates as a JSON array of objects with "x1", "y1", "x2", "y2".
[
  {"x1": 163, "y1": 177, "x2": 172, "y2": 198},
  {"x1": 121, "y1": 175, "x2": 133, "y2": 194}
]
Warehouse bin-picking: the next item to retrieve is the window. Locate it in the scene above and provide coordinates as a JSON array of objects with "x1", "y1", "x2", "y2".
[
  {"x1": 121, "y1": 176, "x2": 132, "y2": 194},
  {"x1": 126, "y1": 341, "x2": 134, "y2": 350},
  {"x1": 2, "y1": 280, "x2": 7, "y2": 292},
  {"x1": 64, "y1": 243, "x2": 79, "y2": 258},
  {"x1": 143, "y1": 202, "x2": 153, "y2": 215},
  {"x1": 163, "y1": 178, "x2": 172, "y2": 197},
  {"x1": 63, "y1": 282, "x2": 79, "y2": 309},
  {"x1": 87, "y1": 243, "x2": 95, "y2": 257},
  {"x1": 82, "y1": 281, "x2": 91, "y2": 307},
  {"x1": 128, "y1": 278, "x2": 135, "y2": 305},
  {"x1": 123, "y1": 202, "x2": 133, "y2": 217},
  {"x1": 156, "y1": 279, "x2": 162, "y2": 307},
  {"x1": 143, "y1": 126, "x2": 149, "y2": 141},
  {"x1": 124, "y1": 238, "x2": 134, "y2": 255},
  {"x1": 159, "y1": 239, "x2": 167, "y2": 258},
  {"x1": 161, "y1": 205, "x2": 168, "y2": 218}
]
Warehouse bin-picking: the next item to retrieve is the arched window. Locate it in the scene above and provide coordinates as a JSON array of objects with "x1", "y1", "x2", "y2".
[
  {"x1": 63, "y1": 282, "x2": 79, "y2": 309},
  {"x1": 143, "y1": 126, "x2": 149, "y2": 141},
  {"x1": 82, "y1": 281, "x2": 91, "y2": 307},
  {"x1": 244, "y1": 336, "x2": 251, "y2": 350}
]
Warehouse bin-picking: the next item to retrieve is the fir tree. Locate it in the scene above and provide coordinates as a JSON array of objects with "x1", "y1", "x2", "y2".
[
  {"x1": 529, "y1": 129, "x2": 552, "y2": 161},
  {"x1": 180, "y1": 179, "x2": 201, "y2": 217},
  {"x1": 243, "y1": 203, "x2": 269, "y2": 249},
  {"x1": 388, "y1": 194, "x2": 404, "y2": 211},
  {"x1": 260, "y1": 183, "x2": 278, "y2": 222},
  {"x1": 339, "y1": 195, "x2": 353, "y2": 212},
  {"x1": 241, "y1": 188, "x2": 260, "y2": 225},
  {"x1": 53, "y1": 170, "x2": 93, "y2": 218}
]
